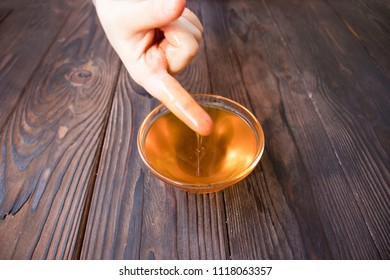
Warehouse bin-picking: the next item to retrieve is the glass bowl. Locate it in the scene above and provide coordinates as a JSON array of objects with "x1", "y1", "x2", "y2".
[{"x1": 137, "y1": 94, "x2": 265, "y2": 193}]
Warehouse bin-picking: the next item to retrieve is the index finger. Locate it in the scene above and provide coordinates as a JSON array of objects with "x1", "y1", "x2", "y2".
[{"x1": 143, "y1": 72, "x2": 214, "y2": 136}]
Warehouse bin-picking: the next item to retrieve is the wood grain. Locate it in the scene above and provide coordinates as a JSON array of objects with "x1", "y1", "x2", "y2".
[
  {"x1": 326, "y1": 0, "x2": 390, "y2": 75},
  {"x1": 264, "y1": 0, "x2": 389, "y2": 258},
  {"x1": 0, "y1": 1, "x2": 120, "y2": 259},
  {"x1": 0, "y1": 0, "x2": 388, "y2": 260},
  {"x1": 200, "y1": 0, "x2": 335, "y2": 259},
  {"x1": 0, "y1": 7, "x2": 11, "y2": 24},
  {"x1": 81, "y1": 0, "x2": 389, "y2": 260},
  {"x1": 79, "y1": 67, "x2": 152, "y2": 259},
  {"x1": 0, "y1": 0, "x2": 76, "y2": 130}
]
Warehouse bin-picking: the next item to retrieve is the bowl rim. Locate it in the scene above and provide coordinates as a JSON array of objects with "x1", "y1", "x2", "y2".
[{"x1": 137, "y1": 94, "x2": 265, "y2": 190}]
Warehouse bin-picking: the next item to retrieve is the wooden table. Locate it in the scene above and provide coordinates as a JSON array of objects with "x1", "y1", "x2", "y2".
[{"x1": 0, "y1": 0, "x2": 389, "y2": 260}]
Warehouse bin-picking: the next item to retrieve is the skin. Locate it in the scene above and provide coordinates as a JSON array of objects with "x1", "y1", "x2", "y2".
[{"x1": 94, "y1": 0, "x2": 213, "y2": 136}]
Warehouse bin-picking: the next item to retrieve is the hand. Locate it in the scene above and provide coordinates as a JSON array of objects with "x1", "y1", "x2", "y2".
[{"x1": 94, "y1": 0, "x2": 213, "y2": 136}]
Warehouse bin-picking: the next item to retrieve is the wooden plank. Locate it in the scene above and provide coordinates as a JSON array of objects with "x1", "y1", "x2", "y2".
[
  {"x1": 0, "y1": 0, "x2": 75, "y2": 131},
  {"x1": 79, "y1": 67, "x2": 154, "y2": 259},
  {"x1": 200, "y1": 0, "x2": 390, "y2": 259},
  {"x1": 326, "y1": 0, "x2": 390, "y2": 75},
  {"x1": 81, "y1": 0, "x2": 231, "y2": 259},
  {"x1": 0, "y1": 1, "x2": 120, "y2": 259},
  {"x1": 262, "y1": 0, "x2": 389, "y2": 258},
  {"x1": 200, "y1": 0, "x2": 322, "y2": 259}
]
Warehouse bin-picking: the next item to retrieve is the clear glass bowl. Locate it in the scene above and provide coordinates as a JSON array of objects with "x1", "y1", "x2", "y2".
[{"x1": 137, "y1": 94, "x2": 265, "y2": 193}]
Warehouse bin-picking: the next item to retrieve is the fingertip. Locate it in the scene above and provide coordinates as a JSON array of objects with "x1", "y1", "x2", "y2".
[
  {"x1": 195, "y1": 110, "x2": 214, "y2": 136},
  {"x1": 174, "y1": 94, "x2": 214, "y2": 136},
  {"x1": 143, "y1": 72, "x2": 213, "y2": 136}
]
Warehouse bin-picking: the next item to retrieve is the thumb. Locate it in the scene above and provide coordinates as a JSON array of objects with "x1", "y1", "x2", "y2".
[{"x1": 143, "y1": 72, "x2": 214, "y2": 136}]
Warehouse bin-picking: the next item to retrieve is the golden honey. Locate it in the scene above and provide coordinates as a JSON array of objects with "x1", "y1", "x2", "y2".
[{"x1": 143, "y1": 106, "x2": 259, "y2": 186}]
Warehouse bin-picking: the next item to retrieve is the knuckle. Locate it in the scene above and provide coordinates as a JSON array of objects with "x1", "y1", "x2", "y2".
[{"x1": 182, "y1": 39, "x2": 199, "y2": 59}]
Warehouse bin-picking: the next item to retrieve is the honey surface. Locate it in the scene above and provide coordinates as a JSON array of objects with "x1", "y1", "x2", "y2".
[{"x1": 144, "y1": 107, "x2": 258, "y2": 184}]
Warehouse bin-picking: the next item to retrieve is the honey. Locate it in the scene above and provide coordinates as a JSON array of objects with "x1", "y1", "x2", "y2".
[{"x1": 143, "y1": 106, "x2": 259, "y2": 185}]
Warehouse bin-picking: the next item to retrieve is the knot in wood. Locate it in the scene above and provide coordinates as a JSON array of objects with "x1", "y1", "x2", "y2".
[{"x1": 70, "y1": 69, "x2": 92, "y2": 85}]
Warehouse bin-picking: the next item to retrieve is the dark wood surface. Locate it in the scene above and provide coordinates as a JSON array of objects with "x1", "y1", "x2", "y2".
[{"x1": 0, "y1": 0, "x2": 388, "y2": 260}]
